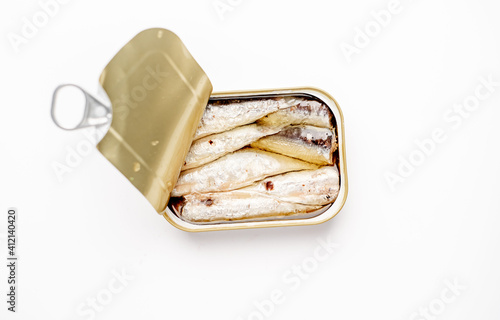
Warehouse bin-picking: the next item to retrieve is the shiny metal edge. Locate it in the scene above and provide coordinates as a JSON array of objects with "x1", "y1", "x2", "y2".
[{"x1": 162, "y1": 87, "x2": 348, "y2": 232}]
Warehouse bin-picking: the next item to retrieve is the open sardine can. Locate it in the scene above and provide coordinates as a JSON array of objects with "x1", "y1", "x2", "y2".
[{"x1": 51, "y1": 28, "x2": 348, "y2": 232}]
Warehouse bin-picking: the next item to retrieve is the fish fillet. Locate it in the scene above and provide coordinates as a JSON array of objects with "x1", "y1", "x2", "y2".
[
  {"x1": 171, "y1": 192, "x2": 322, "y2": 223},
  {"x1": 257, "y1": 98, "x2": 333, "y2": 129},
  {"x1": 240, "y1": 166, "x2": 340, "y2": 205},
  {"x1": 182, "y1": 124, "x2": 281, "y2": 170},
  {"x1": 171, "y1": 148, "x2": 318, "y2": 196},
  {"x1": 193, "y1": 97, "x2": 294, "y2": 140},
  {"x1": 251, "y1": 125, "x2": 337, "y2": 165}
]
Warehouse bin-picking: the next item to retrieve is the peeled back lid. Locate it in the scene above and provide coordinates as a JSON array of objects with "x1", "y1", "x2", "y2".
[{"x1": 97, "y1": 28, "x2": 213, "y2": 213}]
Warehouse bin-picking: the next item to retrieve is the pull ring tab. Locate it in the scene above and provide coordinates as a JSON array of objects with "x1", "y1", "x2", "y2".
[{"x1": 51, "y1": 84, "x2": 112, "y2": 130}]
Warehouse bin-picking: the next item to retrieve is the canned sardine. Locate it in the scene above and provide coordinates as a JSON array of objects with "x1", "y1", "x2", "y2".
[
  {"x1": 164, "y1": 88, "x2": 348, "y2": 232},
  {"x1": 51, "y1": 29, "x2": 348, "y2": 232}
]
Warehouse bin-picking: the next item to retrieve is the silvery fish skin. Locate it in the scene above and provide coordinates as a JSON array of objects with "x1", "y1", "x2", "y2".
[
  {"x1": 182, "y1": 124, "x2": 281, "y2": 171},
  {"x1": 171, "y1": 192, "x2": 322, "y2": 223},
  {"x1": 241, "y1": 166, "x2": 340, "y2": 206},
  {"x1": 193, "y1": 97, "x2": 294, "y2": 140},
  {"x1": 171, "y1": 148, "x2": 318, "y2": 197},
  {"x1": 257, "y1": 98, "x2": 333, "y2": 129},
  {"x1": 251, "y1": 125, "x2": 337, "y2": 165}
]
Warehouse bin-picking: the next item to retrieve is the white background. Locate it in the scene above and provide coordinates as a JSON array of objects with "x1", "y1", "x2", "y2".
[{"x1": 1, "y1": 0, "x2": 499, "y2": 319}]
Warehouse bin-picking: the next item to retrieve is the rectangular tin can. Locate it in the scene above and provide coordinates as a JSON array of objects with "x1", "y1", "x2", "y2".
[{"x1": 51, "y1": 28, "x2": 348, "y2": 232}]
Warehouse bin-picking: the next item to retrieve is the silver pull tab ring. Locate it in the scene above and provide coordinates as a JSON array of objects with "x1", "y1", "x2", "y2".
[{"x1": 51, "y1": 84, "x2": 112, "y2": 130}]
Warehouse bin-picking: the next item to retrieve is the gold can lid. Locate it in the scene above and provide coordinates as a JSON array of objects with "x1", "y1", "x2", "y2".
[{"x1": 97, "y1": 28, "x2": 213, "y2": 212}]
